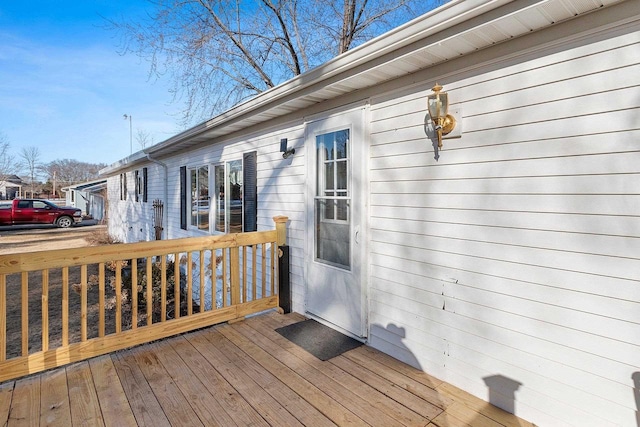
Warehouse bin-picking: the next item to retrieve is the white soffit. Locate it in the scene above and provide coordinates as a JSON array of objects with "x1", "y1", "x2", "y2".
[{"x1": 344, "y1": 0, "x2": 623, "y2": 89}]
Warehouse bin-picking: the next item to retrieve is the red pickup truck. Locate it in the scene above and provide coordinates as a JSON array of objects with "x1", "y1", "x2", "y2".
[{"x1": 0, "y1": 199, "x2": 82, "y2": 228}]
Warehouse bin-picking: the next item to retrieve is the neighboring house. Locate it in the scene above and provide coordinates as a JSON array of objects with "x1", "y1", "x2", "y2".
[
  {"x1": 61, "y1": 179, "x2": 107, "y2": 221},
  {"x1": 0, "y1": 175, "x2": 23, "y2": 200},
  {"x1": 100, "y1": 1, "x2": 640, "y2": 425}
]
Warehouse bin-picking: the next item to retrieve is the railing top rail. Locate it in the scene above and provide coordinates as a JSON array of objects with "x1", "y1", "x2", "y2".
[{"x1": 0, "y1": 229, "x2": 277, "y2": 275}]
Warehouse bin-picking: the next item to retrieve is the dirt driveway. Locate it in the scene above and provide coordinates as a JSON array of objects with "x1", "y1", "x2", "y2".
[{"x1": 0, "y1": 221, "x2": 104, "y2": 255}]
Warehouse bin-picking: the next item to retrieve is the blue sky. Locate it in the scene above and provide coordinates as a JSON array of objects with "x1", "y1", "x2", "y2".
[{"x1": 0, "y1": 1, "x2": 184, "y2": 167}]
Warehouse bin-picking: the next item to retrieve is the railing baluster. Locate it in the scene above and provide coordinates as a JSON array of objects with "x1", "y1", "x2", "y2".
[
  {"x1": 242, "y1": 246, "x2": 247, "y2": 304},
  {"x1": 115, "y1": 261, "x2": 121, "y2": 334},
  {"x1": 199, "y1": 250, "x2": 205, "y2": 313},
  {"x1": 271, "y1": 242, "x2": 276, "y2": 296},
  {"x1": 42, "y1": 269, "x2": 49, "y2": 352},
  {"x1": 230, "y1": 247, "x2": 240, "y2": 306},
  {"x1": 131, "y1": 258, "x2": 138, "y2": 329},
  {"x1": 261, "y1": 243, "x2": 267, "y2": 299},
  {"x1": 161, "y1": 256, "x2": 167, "y2": 322},
  {"x1": 146, "y1": 257, "x2": 152, "y2": 326},
  {"x1": 0, "y1": 274, "x2": 5, "y2": 362},
  {"x1": 81, "y1": 265, "x2": 87, "y2": 341},
  {"x1": 174, "y1": 253, "x2": 180, "y2": 319},
  {"x1": 252, "y1": 245, "x2": 257, "y2": 301},
  {"x1": 187, "y1": 252, "x2": 193, "y2": 316},
  {"x1": 222, "y1": 248, "x2": 228, "y2": 308},
  {"x1": 21, "y1": 272, "x2": 28, "y2": 356},
  {"x1": 210, "y1": 249, "x2": 216, "y2": 310},
  {"x1": 98, "y1": 263, "x2": 104, "y2": 338},
  {"x1": 62, "y1": 267, "x2": 69, "y2": 345}
]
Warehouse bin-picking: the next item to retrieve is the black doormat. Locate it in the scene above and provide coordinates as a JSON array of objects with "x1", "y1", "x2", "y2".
[{"x1": 275, "y1": 319, "x2": 363, "y2": 361}]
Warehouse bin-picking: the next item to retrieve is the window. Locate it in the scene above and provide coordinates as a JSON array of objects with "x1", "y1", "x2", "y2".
[
  {"x1": 183, "y1": 151, "x2": 256, "y2": 234},
  {"x1": 189, "y1": 165, "x2": 209, "y2": 231}
]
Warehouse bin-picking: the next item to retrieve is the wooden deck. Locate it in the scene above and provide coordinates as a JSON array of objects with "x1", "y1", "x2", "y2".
[{"x1": 0, "y1": 312, "x2": 533, "y2": 426}]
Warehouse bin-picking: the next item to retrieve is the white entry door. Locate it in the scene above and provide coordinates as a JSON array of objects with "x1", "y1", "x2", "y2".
[{"x1": 305, "y1": 108, "x2": 366, "y2": 338}]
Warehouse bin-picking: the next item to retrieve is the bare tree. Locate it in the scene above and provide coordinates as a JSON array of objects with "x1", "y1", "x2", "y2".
[
  {"x1": 0, "y1": 133, "x2": 18, "y2": 182},
  {"x1": 109, "y1": 0, "x2": 442, "y2": 124},
  {"x1": 136, "y1": 129, "x2": 154, "y2": 149},
  {"x1": 0, "y1": 134, "x2": 21, "y2": 199},
  {"x1": 41, "y1": 159, "x2": 107, "y2": 188},
  {"x1": 19, "y1": 146, "x2": 42, "y2": 198}
]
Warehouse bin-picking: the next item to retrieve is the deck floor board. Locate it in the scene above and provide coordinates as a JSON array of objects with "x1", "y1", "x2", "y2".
[
  {"x1": 40, "y1": 368, "x2": 72, "y2": 426},
  {"x1": 0, "y1": 311, "x2": 532, "y2": 426}
]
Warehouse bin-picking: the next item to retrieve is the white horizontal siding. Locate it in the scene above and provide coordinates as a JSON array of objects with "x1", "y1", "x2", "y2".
[
  {"x1": 109, "y1": 121, "x2": 308, "y2": 314},
  {"x1": 105, "y1": 170, "x2": 156, "y2": 242},
  {"x1": 367, "y1": 15, "x2": 640, "y2": 427}
]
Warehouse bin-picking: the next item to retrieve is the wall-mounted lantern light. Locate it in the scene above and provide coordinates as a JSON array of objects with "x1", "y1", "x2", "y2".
[
  {"x1": 427, "y1": 83, "x2": 456, "y2": 148},
  {"x1": 280, "y1": 138, "x2": 295, "y2": 159}
]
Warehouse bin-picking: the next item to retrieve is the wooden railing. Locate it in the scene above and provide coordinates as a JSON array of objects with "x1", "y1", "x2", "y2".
[{"x1": 0, "y1": 216, "x2": 288, "y2": 382}]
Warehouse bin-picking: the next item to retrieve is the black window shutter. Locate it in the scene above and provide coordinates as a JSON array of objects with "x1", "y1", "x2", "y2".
[
  {"x1": 134, "y1": 170, "x2": 139, "y2": 202},
  {"x1": 180, "y1": 166, "x2": 187, "y2": 230},
  {"x1": 142, "y1": 167, "x2": 148, "y2": 203},
  {"x1": 243, "y1": 151, "x2": 257, "y2": 232}
]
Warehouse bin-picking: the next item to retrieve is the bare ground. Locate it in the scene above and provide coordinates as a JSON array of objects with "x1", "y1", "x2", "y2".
[{"x1": 0, "y1": 223, "x2": 123, "y2": 358}]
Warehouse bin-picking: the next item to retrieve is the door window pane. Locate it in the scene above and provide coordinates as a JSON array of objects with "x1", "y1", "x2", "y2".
[
  {"x1": 315, "y1": 129, "x2": 350, "y2": 269},
  {"x1": 337, "y1": 161, "x2": 347, "y2": 190},
  {"x1": 336, "y1": 130, "x2": 348, "y2": 159},
  {"x1": 325, "y1": 163, "x2": 334, "y2": 190},
  {"x1": 315, "y1": 200, "x2": 350, "y2": 267}
]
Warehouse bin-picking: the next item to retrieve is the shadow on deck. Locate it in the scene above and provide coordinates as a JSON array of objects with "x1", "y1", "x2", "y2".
[{"x1": 0, "y1": 312, "x2": 533, "y2": 426}]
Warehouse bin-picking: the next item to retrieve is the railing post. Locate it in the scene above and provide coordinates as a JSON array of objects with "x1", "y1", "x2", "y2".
[
  {"x1": 273, "y1": 216, "x2": 290, "y2": 314},
  {"x1": 273, "y1": 215, "x2": 288, "y2": 247}
]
